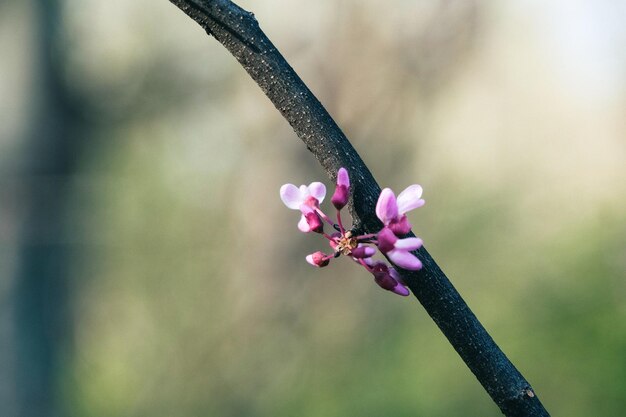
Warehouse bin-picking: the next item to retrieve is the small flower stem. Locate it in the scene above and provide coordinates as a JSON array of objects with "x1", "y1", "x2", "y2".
[
  {"x1": 315, "y1": 207, "x2": 337, "y2": 227},
  {"x1": 357, "y1": 258, "x2": 373, "y2": 272},
  {"x1": 336, "y1": 210, "x2": 346, "y2": 234},
  {"x1": 322, "y1": 232, "x2": 336, "y2": 242},
  {"x1": 356, "y1": 233, "x2": 377, "y2": 240}
]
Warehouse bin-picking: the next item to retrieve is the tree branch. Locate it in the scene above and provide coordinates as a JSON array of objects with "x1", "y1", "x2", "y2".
[{"x1": 168, "y1": 1, "x2": 550, "y2": 415}]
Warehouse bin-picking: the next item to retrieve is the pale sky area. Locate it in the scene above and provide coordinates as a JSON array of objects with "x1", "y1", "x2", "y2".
[{"x1": 525, "y1": 0, "x2": 625, "y2": 102}]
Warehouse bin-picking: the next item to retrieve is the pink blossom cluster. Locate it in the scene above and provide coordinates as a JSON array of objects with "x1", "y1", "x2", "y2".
[{"x1": 280, "y1": 168, "x2": 425, "y2": 296}]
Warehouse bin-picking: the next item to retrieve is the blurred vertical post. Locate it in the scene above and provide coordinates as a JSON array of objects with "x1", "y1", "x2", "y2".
[{"x1": 13, "y1": 0, "x2": 79, "y2": 415}]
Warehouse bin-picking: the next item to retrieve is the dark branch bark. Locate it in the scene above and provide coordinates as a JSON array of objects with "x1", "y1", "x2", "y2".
[{"x1": 168, "y1": 1, "x2": 550, "y2": 416}]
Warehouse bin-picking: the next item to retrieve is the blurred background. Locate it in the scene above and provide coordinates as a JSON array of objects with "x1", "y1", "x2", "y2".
[{"x1": 1, "y1": 0, "x2": 625, "y2": 416}]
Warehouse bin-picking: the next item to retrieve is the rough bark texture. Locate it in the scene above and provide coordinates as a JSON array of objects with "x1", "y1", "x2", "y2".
[{"x1": 168, "y1": 1, "x2": 551, "y2": 416}]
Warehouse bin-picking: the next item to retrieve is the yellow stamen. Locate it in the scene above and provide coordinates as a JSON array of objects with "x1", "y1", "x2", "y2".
[{"x1": 335, "y1": 231, "x2": 358, "y2": 256}]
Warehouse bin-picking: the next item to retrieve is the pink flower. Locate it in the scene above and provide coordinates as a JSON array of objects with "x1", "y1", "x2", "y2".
[
  {"x1": 331, "y1": 167, "x2": 350, "y2": 210},
  {"x1": 280, "y1": 168, "x2": 426, "y2": 297},
  {"x1": 280, "y1": 182, "x2": 326, "y2": 231},
  {"x1": 376, "y1": 227, "x2": 423, "y2": 270},
  {"x1": 375, "y1": 185, "x2": 424, "y2": 235}
]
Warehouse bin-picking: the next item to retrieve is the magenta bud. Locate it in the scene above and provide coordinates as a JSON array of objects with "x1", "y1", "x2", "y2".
[
  {"x1": 331, "y1": 185, "x2": 349, "y2": 210},
  {"x1": 391, "y1": 283, "x2": 410, "y2": 296},
  {"x1": 337, "y1": 168, "x2": 350, "y2": 187},
  {"x1": 331, "y1": 168, "x2": 350, "y2": 210},
  {"x1": 371, "y1": 262, "x2": 409, "y2": 296},
  {"x1": 388, "y1": 215, "x2": 412, "y2": 236},
  {"x1": 389, "y1": 267, "x2": 406, "y2": 286},
  {"x1": 306, "y1": 251, "x2": 330, "y2": 267},
  {"x1": 371, "y1": 263, "x2": 397, "y2": 291},
  {"x1": 350, "y1": 246, "x2": 376, "y2": 258},
  {"x1": 374, "y1": 274, "x2": 397, "y2": 292},
  {"x1": 376, "y1": 227, "x2": 397, "y2": 253},
  {"x1": 305, "y1": 211, "x2": 323, "y2": 233}
]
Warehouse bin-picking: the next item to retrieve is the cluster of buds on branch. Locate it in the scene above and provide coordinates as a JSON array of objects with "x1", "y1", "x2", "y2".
[{"x1": 280, "y1": 168, "x2": 425, "y2": 296}]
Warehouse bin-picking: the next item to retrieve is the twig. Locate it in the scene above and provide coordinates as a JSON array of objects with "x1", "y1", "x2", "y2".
[{"x1": 168, "y1": 1, "x2": 550, "y2": 415}]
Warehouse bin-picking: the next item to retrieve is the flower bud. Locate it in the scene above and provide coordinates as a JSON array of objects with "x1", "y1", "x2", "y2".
[
  {"x1": 306, "y1": 251, "x2": 330, "y2": 267},
  {"x1": 391, "y1": 283, "x2": 410, "y2": 296},
  {"x1": 331, "y1": 186, "x2": 349, "y2": 210},
  {"x1": 371, "y1": 262, "x2": 409, "y2": 296},
  {"x1": 371, "y1": 263, "x2": 396, "y2": 291},
  {"x1": 331, "y1": 168, "x2": 350, "y2": 210},
  {"x1": 350, "y1": 246, "x2": 376, "y2": 259}
]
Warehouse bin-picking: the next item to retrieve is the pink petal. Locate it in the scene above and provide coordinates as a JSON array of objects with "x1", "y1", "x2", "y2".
[
  {"x1": 297, "y1": 215, "x2": 310, "y2": 232},
  {"x1": 307, "y1": 182, "x2": 326, "y2": 203},
  {"x1": 351, "y1": 246, "x2": 376, "y2": 258},
  {"x1": 362, "y1": 246, "x2": 376, "y2": 257},
  {"x1": 337, "y1": 167, "x2": 350, "y2": 187},
  {"x1": 280, "y1": 184, "x2": 304, "y2": 210},
  {"x1": 362, "y1": 257, "x2": 375, "y2": 267},
  {"x1": 396, "y1": 184, "x2": 425, "y2": 214},
  {"x1": 387, "y1": 249, "x2": 423, "y2": 270},
  {"x1": 394, "y1": 237, "x2": 423, "y2": 251},
  {"x1": 389, "y1": 267, "x2": 406, "y2": 286},
  {"x1": 375, "y1": 188, "x2": 399, "y2": 224},
  {"x1": 391, "y1": 283, "x2": 410, "y2": 296},
  {"x1": 372, "y1": 269, "x2": 397, "y2": 291},
  {"x1": 300, "y1": 204, "x2": 314, "y2": 214},
  {"x1": 305, "y1": 254, "x2": 317, "y2": 266},
  {"x1": 376, "y1": 227, "x2": 398, "y2": 253},
  {"x1": 304, "y1": 211, "x2": 323, "y2": 233},
  {"x1": 388, "y1": 215, "x2": 412, "y2": 236}
]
